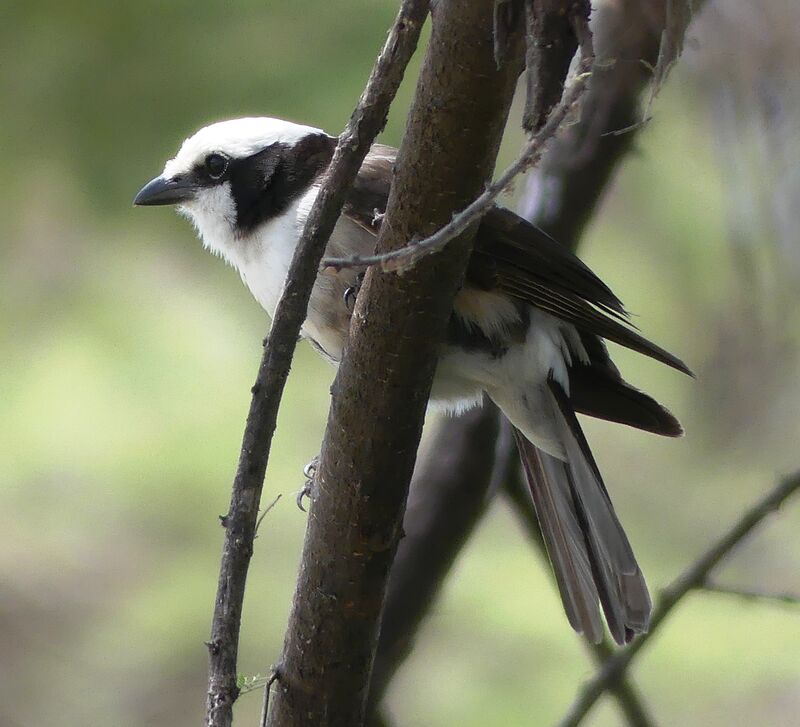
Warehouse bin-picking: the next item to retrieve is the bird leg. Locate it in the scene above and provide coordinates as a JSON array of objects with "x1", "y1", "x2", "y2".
[{"x1": 297, "y1": 455, "x2": 319, "y2": 511}]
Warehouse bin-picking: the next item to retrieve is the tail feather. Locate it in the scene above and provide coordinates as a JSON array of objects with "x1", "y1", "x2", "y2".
[
  {"x1": 570, "y1": 371, "x2": 684, "y2": 437},
  {"x1": 568, "y1": 333, "x2": 684, "y2": 438},
  {"x1": 509, "y1": 378, "x2": 651, "y2": 645},
  {"x1": 548, "y1": 377, "x2": 638, "y2": 576},
  {"x1": 513, "y1": 428, "x2": 604, "y2": 642}
]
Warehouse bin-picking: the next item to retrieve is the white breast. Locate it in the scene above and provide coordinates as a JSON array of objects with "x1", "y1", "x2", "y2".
[
  {"x1": 185, "y1": 184, "x2": 362, "y2": 361},
  {"x1": 235, "y1": 204, "x2": 307, "y2": 319},
  {"x1": 183, "y1": 184, "x2": 313, "y2": 319}
]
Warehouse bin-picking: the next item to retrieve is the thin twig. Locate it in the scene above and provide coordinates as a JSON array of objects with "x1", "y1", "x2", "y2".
[
  {"x1": 255, "y1": 494, "x2": 282, "y2": 537},
  {"x1": 322, "y1": 40, "x2": 594, "y2": 274},
  {"x1": 260, "y1": 668, "x2": 281, "y2": 727},
  {"x1": 203, "y1": 3, "x2": 429, "y2": 726},
  {"x1": 644, "y1": 0, "x2": 694, "y2": 119},
  {"x1": 600, "y1": 116, "x2": 653, "y2": 138},
  {"x1": 701, "y1": 581, "x2": 800, "y2": 607},
  {"x1": 557, "y1": 470, "x2": 800, "y2": 727},
  {"x1": 586, "y1": 639, "x2": 658, "y2": 727}
]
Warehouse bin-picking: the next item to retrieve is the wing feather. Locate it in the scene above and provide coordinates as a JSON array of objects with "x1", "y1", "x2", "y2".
[{"x1": 343, "y1": 145, "x2": 691, "y2": 378}]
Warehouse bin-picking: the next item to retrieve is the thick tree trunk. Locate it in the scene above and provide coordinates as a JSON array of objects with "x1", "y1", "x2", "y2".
[
  {"x1": 265, "y1": 3, "x2": 523, "y2": 726},
  {"x1": 367, "y1": 404, "x2": 511, "y2": 709}
]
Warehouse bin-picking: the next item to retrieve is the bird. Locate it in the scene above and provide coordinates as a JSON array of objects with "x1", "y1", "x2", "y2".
[{"x1": 134, "y1": 116, "x2": 691, "y2": 645}]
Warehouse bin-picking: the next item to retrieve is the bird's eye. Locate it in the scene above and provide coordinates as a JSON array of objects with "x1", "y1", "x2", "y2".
[{"x1": 205, "y1": 153, "x2": 228, "y2": 180}]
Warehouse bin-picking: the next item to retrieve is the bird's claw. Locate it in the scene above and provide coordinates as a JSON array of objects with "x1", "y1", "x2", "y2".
[
  {"x1": 298, "y1": 456, "x2": 319, "y2": 512},
  {"x1": 343, "y1": 272, "x2": 365, "y2": 313},
  {"x1": 303, "y1": 456, "x2": 318, "y2": 480},
  {"x1": 343, "y1": 286, "x2": 357, "y2": 312},
  {"x1": 296, "y1": 483, "x2": 312, "y2": 512}
]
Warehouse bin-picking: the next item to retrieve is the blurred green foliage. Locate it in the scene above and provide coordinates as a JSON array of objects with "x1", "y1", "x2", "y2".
[{"x1": 1, "y1": 3, "x2": 798, "y2": 727}]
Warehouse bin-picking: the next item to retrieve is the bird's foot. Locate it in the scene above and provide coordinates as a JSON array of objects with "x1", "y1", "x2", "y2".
[
  {"x1": 297, "y1": 456, "x2": 319, "y2": 511},
  {"x1": 343, "y1": 272, "x2": 365, "y2": 313}
]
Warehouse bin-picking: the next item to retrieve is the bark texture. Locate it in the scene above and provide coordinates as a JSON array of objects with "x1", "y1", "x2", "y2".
[
  {"x1": 523, "y1": 0, "x2": 588, "y2": 133},
  {"x1": 265, "y1": 3, "x2": 523, "y2": 725},
  {"x1": 368, "y1": 404, "x2": 511, "y2": 708},
  {"x1": 520, "y1": 0, "x2": 683, "y2": 244}
]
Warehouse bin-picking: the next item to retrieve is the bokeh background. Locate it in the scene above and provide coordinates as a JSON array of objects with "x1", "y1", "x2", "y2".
[{"x1": 2, "y1": 1, "x2": 799, "y2": 725}]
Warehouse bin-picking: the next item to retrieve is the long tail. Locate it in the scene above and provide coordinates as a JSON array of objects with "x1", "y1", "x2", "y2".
[{"x1": 511, "y1": 378, "x2": 651, "y2": 645}]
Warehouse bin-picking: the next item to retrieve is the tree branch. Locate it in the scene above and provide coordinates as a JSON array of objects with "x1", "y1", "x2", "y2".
[
  {"x1": 368, "y1": 3, "x2": 692, "y2": 724},
  {"x1": 522, "y1": 0, "x2": 587, "y2": 133},
  {"x1": 557, "y1": 470, "x2": 800, "y2": 727},
  {"x1": 204, "y1": 3, "x2": 429, "y2": 725},
  {"x1": 265, "y1": 3, "x2": 524, "y2": 724},
  {"x1": 520, "y1": 0, "x2": 698, "y2": 243},
  {"x1": 321, "y1": 7, "x2": 594, "y2": 274},
  {"x1": 367, "y1": 404, "x2": 510, "y2": 710},
  {"x1": 700, "y1": 582, "x2": 800, "y2": 607}
]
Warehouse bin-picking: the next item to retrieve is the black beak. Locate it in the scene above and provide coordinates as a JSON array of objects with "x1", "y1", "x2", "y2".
[{"x1": 133, "y1": 175, "x2": 197, "y2": 206}]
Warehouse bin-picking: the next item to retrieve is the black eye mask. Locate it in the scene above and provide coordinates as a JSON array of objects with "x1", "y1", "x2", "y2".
[{"x1": 224, "y1": 134, "x2": 336, "y2": 234}]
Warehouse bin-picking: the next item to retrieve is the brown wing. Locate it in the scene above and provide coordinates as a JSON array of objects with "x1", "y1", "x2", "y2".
[
  {"x1": 344, "y1": 146, "x2": 691, "y2": 376},
  {"x1": 342, "y1": 144, "x2": 396, "y2": 233},
  {"x1": 471, "y1": 207, "x2": 692, "y2": 375}
]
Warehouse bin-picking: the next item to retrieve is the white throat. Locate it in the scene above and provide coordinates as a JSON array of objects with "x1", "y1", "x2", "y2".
[{"x1": 182, "y1": 185, "x2": 320, "y2": 319}]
